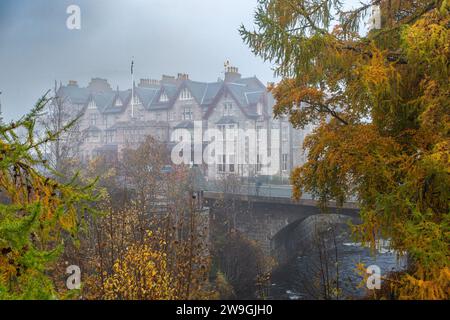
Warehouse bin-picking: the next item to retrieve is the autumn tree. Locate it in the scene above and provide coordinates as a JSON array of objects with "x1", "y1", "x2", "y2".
[
  {"x1": 0, "y1": 94, "x2": 95, "y2": 299},
  {"x1": 241, "y1": 0, "x2": 449, "y2": 299},
  {"x1": 77, "y1": 138, "x2": 213, "y2": 300},
  {"x1": 103, "y1": 232, "x2": 176, "y2": 300}
]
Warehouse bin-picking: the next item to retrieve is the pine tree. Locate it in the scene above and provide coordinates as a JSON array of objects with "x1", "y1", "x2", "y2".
[{"x1": 240, "y1": 0, "x2": 449, "y2": 299}]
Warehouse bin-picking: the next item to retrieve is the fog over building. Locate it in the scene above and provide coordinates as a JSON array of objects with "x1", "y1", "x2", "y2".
[{"x1": 57, "y1": 65, "x2": 313, "y2": 180}]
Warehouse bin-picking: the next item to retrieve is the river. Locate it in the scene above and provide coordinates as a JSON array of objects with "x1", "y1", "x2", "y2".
[{"x1": 269, "y1": 219, "x2": 407, "y2": 300}]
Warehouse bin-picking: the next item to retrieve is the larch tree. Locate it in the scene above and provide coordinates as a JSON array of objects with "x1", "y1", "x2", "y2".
[
  {"x1": 0, "y1": 94, "x2": 96, "y2": 299},
  {"x1": 240, "y1": 0, "x2": 449, "y2": 299}
]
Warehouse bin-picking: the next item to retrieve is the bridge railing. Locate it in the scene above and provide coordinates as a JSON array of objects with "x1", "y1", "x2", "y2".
[
  {"x1": 204, "y1": 181, "x2": 315, "y2": 200},
  {"x1": 204, "y1": 180, "x2": 358, "y2": 206}
]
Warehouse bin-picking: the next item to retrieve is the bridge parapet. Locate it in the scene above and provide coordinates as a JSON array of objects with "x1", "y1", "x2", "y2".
[{"x1": 204, "y1": 191, "x2": 358, "y2": 210}]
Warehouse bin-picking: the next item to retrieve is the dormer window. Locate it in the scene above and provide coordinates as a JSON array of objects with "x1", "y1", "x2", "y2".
[
  {"x1": 133, "y1": 95, "x2": 141, "y2": 106},
  {"x1": 179, "y1": 88, "x2": 192, "y2": 101},
  {"x1": 160, "y1": 92, "x2": 169, "y2": 102},
  {"x1": 88, "y1": 100, "x2": 96, "y2": 110},
  {"x1": 115, "y1": 98, "x2": 122, "y2": 107}
]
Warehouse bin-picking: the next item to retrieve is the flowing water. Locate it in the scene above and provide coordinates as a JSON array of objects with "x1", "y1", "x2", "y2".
[{"x1": 269, "y1": 226, "x2": 407, "y2": 300}]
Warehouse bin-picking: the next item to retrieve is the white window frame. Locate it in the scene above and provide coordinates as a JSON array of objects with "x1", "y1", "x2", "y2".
[
  {"x1": 183, "y1": 107, "x2": 193, "y2": 120},
  {"x1": 224, "y1": 102, "x2": 233, "y2": 116},
  {"x1": 160, "y1": 92, "x2": 169, "y2": 102},
  {"x1": 257, "y1": 103, "x2": 263, "y2": 115},
  {"x1": 90, "y1": 113, "x2": 98, "y2": 126},
  {"x1": 282, "y1": 125, "x2": 289, "y2": 142},
  {"x1": 88, "y1": 100, "x2": 96, "y2": 110},
  {"x1": 282, "y1": 153, "x2": 288, "y2": 171},
  {"x1": 180, "y1": 88, "x2": 193, "y2": 101}
]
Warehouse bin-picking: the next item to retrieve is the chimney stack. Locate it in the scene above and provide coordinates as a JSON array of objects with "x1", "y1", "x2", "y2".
[
  {"x1": 139, "y1": 78, "x2": 160, "y2": 87},
  {"x1": 177, "y1": 73, "x2": 189, "y2": 80},
  {"x1": 68, "y1": 80, "x2": 78, "y2": 87},
  {"x1": 87, "y1": 78, "x2": 112, "y2": 92},
  {"x1": 161, "y1": 75, "x2": 176, "y2": 83},
  {"x1": 224, "y1": 66, "x2": 241, "y2": 83}
]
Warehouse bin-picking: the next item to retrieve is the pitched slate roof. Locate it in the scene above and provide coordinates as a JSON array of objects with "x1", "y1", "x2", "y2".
[
  {"x1": 58, "y1": 85, "x2": 90, "y2": 105},
  {"x1": 92, "y1": 92, "x2": 116, "y2": 111},
  {"x1": 58, "y1": 75, "x2": 270, "y2": 118},
  {"x1": 135, "y1": 87, "x2": 159, "y2": 109}
]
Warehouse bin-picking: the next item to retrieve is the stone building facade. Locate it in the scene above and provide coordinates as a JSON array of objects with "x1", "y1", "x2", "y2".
[{"x1": 57, "y1": 66, "x2": 312, "y2": 181}]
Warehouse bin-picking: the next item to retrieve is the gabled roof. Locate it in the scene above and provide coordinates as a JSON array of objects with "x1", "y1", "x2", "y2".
[
  {"x1": 58, "y1": 74, "x2": 271, "y2": 119},
  {"x1": 58, "y1": 85, "x2": 90, "y2": 105},
  {"x1": 200, "y1": 82, "x2": 222, "y2": 105},
  {"x1": 91, "y1": 92, "x2": 116, "y2": 112},
  {"x1": 135, "y1": 86, "x2": 159, "y2": 109},
  {"x1": 102, "y1": 90, "x2": 131, "y2": 114}
]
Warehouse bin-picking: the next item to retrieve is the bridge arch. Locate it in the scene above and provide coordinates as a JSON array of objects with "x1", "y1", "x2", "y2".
[
  {"x1": 270, "y1": 214, "x2": 360, "y2": 265},
  {"x1": 205, "y1": 191, "x2": 359, "y2": 259}
]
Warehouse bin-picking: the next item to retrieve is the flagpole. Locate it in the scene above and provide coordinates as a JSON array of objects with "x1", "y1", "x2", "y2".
[{"x1": 131, "y1": 58, "x2": 134, "y2": 119}]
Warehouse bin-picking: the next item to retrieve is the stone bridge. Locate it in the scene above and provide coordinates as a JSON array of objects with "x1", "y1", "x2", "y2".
[{"x1": 203, "y1": 185, "x2": 359, "y2": 264}]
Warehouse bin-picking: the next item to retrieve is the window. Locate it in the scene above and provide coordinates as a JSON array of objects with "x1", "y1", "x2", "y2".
[
  {"x1": 257, "y1": 103, "x2": 263, "y2": 115},
  {"x1": 133, "y1": 94, "x2": 141, "y2": 106},
  {"x1": 282, "y1": 153, "x2": 288, "y2": 171},
  {"x1": 224, "y1": 102, "x2": 233, "y2": 116},
  {"x1": 115, "y1": 98, "x2": 122, "y2": 107},
  {"x1": 179, "y1": 88, "x2": 192, "y2": 100},
  {"x1": 218, "y1": 155, "x2": 226, "y2": 172},
  {"x1": 90, "y1": 131, "x2": 99, "y2": 142},
  {"x1": 156, "y1": 113, "x2": 161, "y2": 121},
  {"x1": 183, "y1": 107, "x2": 193, "y2": 120},
  {"x1": 106, "y1": 131, "x2": 114, "y2": 143},
  {"x1": 229, "y1": 154, "x2": 235, "y2": 172},
  {"x1": 245, "y1": 136, "x2": 249, "y2": 164},
  {"x1": 256, "y1": 154, "x2": 262, "y2": 172},
  {"x1": 90, "y1": 114, "x2": 98, "y2": 126},
  {"x1": 88, "y1": 100, "x2": 96, "y2": 110},
  {"x1": 160, "y1": 92, "x2": 169, "y2": 102},
  {"x1": 157, "y1": 128, "x2": 164, "y2": 140},
  {"x1": 282, "y1": 125, "x2": 288, "y2": 141},
  {"x1": 102, "y1": 115, "x2": 107, "y2": 126},
  {"x1": 257, "y1": 126, "x2": 263, "y2": 141},
  {"x1": 168, "y1": 111, "x2": 176, "y2": 121}
]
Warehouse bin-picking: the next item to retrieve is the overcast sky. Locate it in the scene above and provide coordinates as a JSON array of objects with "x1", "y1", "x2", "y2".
[{"x1": 0, "y1": 0, "x2": 362, "y2": 121}]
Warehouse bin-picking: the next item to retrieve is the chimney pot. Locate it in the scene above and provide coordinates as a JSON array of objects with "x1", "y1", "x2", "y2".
[
  {"x1": 224, "y1": 65, "x2": 241, "y2": 82},
  {"x1": 177, "y1": 73, "x2": 189, "y2": 80}
]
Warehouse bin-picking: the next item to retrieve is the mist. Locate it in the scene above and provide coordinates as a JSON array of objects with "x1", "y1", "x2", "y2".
[{"x1": 0, "y1": 0, "x2": 277, "y2": 121}]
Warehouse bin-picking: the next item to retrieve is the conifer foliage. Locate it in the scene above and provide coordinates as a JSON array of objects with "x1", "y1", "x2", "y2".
[
  {"x1": 241, "y1": 0, "x2": 449, "y2": 299},
  {"x1": 0, "y1": 94, "x2": 95, "y2": 299}
]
